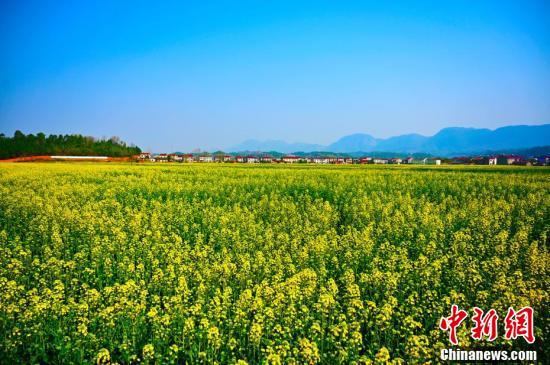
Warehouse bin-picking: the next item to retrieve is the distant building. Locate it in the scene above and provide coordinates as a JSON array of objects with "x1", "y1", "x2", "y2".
[
  {"x1": 424, "y1": 158, "x2": 441, "y2": 165},
  {"x1": 260, "y1": 156, "x2": 273, "y2": 163},
  {"x1": 373, "y1": 158, "x2": 388, "y2": 164},
  {"x1": 213, "y1": 154, "x2": 232, "y2": 163},
  {"x1": 183, "y1": 154, "x2": 194, "y2": 162},
  {"x1": 488, "y1": 157, "x2": 498, "y2": 165},
  {"x1": 451, "y1": 157, "x2": 471, "y2": 164},
  {"x1": 312, "y1": 157, "x2": 330, "y2": 164},
  {"x1": 138, "y1": 152, "x2": 154, "y2": 161},
  {"x1": 403, "y1": 157, "x2": 414, "y2": 164},
  {"x1": 282, "y1": 156, "x2": 300, "y2": 163},
  {"x1": 169, "y1": 153, "x2": 183, "y2": 162},
  {"x1": 497, "y1": 155, "x2": 522, "y2": 165},
  {"x1": 359, "y1": 157, "x2": 372, "y2": 164},
  {"x1": 246, "y1": 156, "x2": 259, "y2": 163},
  {"x1": 332, "y1": 157, "x2": 353, "y2": 164},
  {"x1": 156, "y1": 154, "x2": 169, "y2": 162},
  {"x1": 198, "y1": 155, "x2": 213, "y2": 163},
  {"x1": 470, "y1": 157, "x2": 484, "y2": 165}
]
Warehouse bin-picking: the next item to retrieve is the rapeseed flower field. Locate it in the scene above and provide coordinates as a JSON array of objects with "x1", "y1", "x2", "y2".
[{"x1": 0, "y1": 163, "x2": 548, "y2": 363}]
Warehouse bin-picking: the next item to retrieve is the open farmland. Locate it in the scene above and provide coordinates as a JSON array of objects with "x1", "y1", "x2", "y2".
[{"x1": 0, "y1": 163, "x2": 548, "y2": 364}]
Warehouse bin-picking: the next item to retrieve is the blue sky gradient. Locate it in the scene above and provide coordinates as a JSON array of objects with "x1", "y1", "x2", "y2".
[{"x1": 1, "y1": 0, "x2": 549, "y2": 151}]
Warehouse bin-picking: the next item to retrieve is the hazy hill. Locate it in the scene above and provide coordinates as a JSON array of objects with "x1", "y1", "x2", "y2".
[
  {"x1": 228, "y1": 124, "x2": 550, "y2": 155},
  {"x1": 327, "y1": 134, "x2": 379, "y2": 153}
]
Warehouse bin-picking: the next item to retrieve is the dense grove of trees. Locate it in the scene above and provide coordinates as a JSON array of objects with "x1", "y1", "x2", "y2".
[{"x1": 0, "y1": 131, "x2": 141, "y2": 159}]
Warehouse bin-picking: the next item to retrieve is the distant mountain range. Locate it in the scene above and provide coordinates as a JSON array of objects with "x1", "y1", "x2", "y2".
[{"x1": 228, "y1": 124, "x2": 550, "y2": 156}]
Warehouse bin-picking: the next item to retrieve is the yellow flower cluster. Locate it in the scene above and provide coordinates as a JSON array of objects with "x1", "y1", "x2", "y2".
[{"x1": 0, "y1": 163, "x2": 547, "y2": 363}]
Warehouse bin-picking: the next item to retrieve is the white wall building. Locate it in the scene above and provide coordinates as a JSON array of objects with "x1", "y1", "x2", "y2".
[{"x1": 199, "y1": 155, "x2": 213, "y2": 163}]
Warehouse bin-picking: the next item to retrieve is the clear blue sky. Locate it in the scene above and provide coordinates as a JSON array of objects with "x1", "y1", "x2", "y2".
[{"x1": 1, "y1": 0, "x2": 549, "y2": 152}]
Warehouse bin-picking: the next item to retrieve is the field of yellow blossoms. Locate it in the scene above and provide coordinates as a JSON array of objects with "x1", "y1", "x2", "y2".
[{"x1": 0, "y1": 163, "x2": 548, "y2": 364}]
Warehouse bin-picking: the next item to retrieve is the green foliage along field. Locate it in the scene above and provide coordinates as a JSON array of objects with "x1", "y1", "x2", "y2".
[{"x1": 0, "y1": 163, "x2": 548, "y2": 364}]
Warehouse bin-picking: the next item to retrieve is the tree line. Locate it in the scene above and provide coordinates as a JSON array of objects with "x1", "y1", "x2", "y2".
[{"x1": 0, "y1": 131, "x2": 141, "y2": 159}]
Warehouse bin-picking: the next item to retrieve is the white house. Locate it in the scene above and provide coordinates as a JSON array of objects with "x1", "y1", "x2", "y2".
[
  {"x1": 198, "y1": 155, "x2": 213, "y2": 163},
  {"x1": 169, "y1": 154, "x2": 183, "y2": 162},
  {"x1": 138, "y1": 152, "x2": 154, "y2": 161},
  {"x1": 282, "y1": 156, "x2": 300, "y2": 163},
  {"x1": 502, "y1": 155, "x2": 522, "y2": 165},
  {"x1": 213, "y1": 154, "x2": 231, "y2": 163},
  {"x1": 156, "y1": 154, "x2": 169, "y2": 162},
  {"x1": 312, "y1": 157, "x2": 330, "y2": 164}
]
